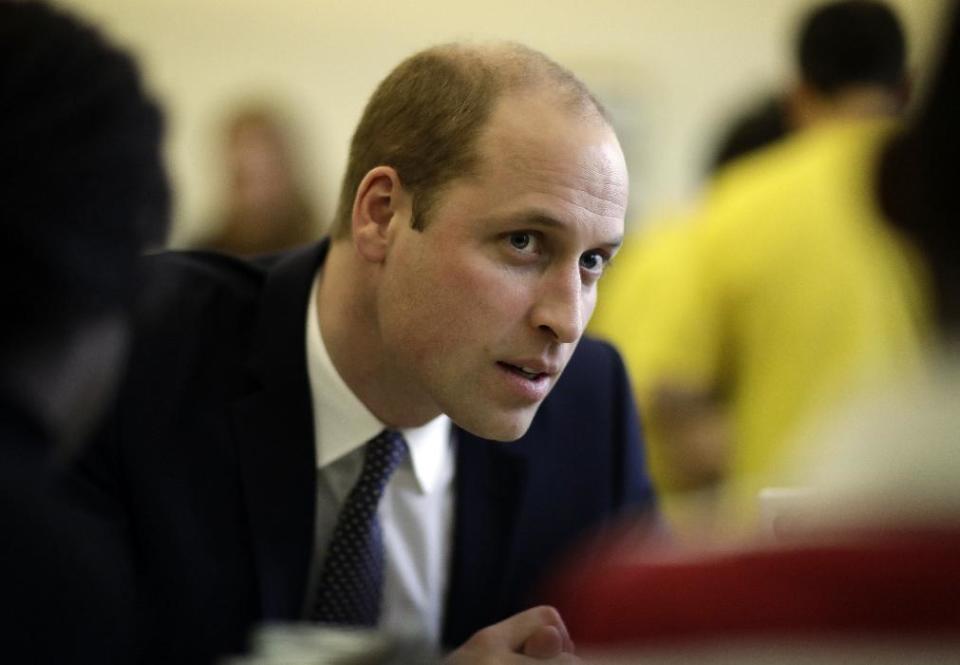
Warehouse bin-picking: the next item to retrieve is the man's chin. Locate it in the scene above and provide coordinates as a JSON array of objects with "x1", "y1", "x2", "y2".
[{"x1": 451, "y1": 404, "x2": 540, "y2": 442}]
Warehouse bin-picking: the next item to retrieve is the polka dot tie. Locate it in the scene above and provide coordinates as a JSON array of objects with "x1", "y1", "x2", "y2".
[{"x1": 310, "y1": 429, "x2": 408, "y2": 627}]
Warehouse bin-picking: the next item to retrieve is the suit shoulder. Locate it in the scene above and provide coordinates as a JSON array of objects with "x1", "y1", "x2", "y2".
[
  {"x1": 137, "y1": 249, "x2": 269, "y2": 315},
  {"x1": 549, "y1": 336, "x2": 630, "y2": 410},
  {"x1": 566, "y1": 336, "x2": 625, "y2": 377},
  {"x1": 143, "y1": 249, "x2": 267, "y2": 293},
  {"x1": 128, "y1": 251, "x2": 275, "y2": 359}
]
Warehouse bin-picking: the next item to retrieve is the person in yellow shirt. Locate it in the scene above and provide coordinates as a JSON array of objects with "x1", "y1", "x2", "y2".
[{"x1": 591, "y1": 0, "x2": 929, "y2": 535}]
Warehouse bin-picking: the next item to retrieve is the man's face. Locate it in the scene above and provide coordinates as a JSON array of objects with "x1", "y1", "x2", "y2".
[{"x1": 377, "y1": 91, "x2": 628, "y2": 441}]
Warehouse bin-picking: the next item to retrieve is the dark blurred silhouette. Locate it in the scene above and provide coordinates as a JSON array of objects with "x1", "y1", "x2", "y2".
[
  {"x1": 197, "y1": 103, "x2": 320, "y2": 256},
  {"x1": 879, "y1": 8, "x2": 960, "y2": 334},
  {"x1": 0, "y1": 1, "x2": 169, "y2": 662}
]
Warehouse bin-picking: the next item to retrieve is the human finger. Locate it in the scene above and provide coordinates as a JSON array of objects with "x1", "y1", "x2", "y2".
[{"x1": 521, "y1": 624, "x2": 563, "y2": 658}]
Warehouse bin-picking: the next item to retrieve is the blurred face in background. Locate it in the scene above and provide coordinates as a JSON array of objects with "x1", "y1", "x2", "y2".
[{"x1": 227, "y1": 116, "x2": 295, "y2": 218}]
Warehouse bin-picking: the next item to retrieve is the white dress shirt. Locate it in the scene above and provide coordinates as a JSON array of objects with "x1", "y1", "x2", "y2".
[{"x1": 305, "y1": 272, "x2": 454, "y2": 645}]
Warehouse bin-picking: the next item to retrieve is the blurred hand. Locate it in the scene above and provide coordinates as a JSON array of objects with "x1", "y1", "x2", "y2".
[{"x1": 445, "y1": 606, "x2": 580, "y2": 664}]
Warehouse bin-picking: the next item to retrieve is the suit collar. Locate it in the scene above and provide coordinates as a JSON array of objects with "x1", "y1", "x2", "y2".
[
  {"x1": 247, "y1": 241, "x2": 330, "y2": 386},
  {"x1": 234, "y1": 240, "x2": 329, "y2": 620}
]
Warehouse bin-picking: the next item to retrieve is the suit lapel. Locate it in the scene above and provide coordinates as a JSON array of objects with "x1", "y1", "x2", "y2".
[
  {"x1": 442, "y1": 428, "x2": 530, "y2": 648},
  {"x1": 234, "y1": 242, "x2": 329, "y2": 620}
]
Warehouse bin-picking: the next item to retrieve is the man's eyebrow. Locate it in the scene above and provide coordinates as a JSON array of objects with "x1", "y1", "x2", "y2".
[
  {"x1": 503, "y1": 212, "x2": 624, "y2": 249},
  {"x1": 601, "y1": 234, "x2": 625, "y2": 251}
]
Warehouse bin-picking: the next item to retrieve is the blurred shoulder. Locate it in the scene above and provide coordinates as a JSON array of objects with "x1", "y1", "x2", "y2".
[
  {"x1": 708, "y1": 119, "x2": 896, "y2": 209},
  {"x1": 129, "y1": 250, "x2": 278, "y2": 351}
]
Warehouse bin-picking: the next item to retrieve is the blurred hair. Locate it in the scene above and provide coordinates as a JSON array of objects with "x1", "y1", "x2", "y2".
[
  {"x1": 797, "y1": 0, "x2": 906, "y2": 95},
  {"x1": 709, "y1": 95, "x2": 789, "y2": 174},
  {"x1": 331, "y1": 42, "x2": 607, "y2": 238},
  {"x1": 0, "y1": 0, "x2": 169, "y2": 347}
]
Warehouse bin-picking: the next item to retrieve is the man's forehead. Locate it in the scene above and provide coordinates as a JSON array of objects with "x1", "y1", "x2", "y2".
[
  {"x1": 472, "y1": 94, "x2": 627, "y2": 209},
  {"x1": 475, "y1": 92, "x2": 622, "y2": 173},
  {"x1": 483, "y1": 87, "x2": 612, "y2": 142}
]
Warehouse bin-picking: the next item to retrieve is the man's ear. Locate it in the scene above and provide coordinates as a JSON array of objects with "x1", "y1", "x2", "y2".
[{"x1": 351, "y1": 166, "x2": 409, "y2": 263}]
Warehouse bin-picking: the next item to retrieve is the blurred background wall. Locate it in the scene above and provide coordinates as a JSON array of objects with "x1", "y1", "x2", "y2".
[{"x1": 58, "y1": 0, "x2": 948, "y2": 245}]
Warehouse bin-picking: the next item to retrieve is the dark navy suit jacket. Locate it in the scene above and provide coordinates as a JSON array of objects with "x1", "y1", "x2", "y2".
[{"x1": 77, "y1": 240, "x2": 656, "y2": 664}]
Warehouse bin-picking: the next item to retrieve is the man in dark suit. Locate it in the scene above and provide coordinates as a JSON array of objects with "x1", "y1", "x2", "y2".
[{"x1": 79, "y1": 42, "x2": 655, "y2": 664}]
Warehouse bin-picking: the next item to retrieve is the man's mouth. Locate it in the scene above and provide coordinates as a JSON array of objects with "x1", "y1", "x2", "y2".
[{"x1": 497, "y1": 361, "x2": 549, "y2": 381}]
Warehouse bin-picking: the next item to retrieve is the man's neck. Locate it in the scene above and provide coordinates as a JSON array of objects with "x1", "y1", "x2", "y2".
[
  {"x1": 316, "y1": 239, "x2": 441, "y2": 429},
  {"x1": 793, "y1": 85, "x2": 904, "y2": 129}
]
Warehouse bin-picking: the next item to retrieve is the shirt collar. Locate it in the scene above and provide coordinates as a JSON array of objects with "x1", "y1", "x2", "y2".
[{"x1": 306, "y1": 271, "x2": 451, "y2": 493}]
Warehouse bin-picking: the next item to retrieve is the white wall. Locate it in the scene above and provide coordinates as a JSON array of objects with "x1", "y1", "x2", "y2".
[{"x1": 58, "y1": 0, "x2": 948, "y2": 243}]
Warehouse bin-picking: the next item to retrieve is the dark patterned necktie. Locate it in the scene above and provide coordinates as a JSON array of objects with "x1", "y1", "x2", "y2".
[{"x1": 310, "y1": 429, "x2": 407, "y2": 626}]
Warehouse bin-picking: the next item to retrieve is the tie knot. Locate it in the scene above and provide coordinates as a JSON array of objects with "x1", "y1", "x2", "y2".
[{"x1": 361, "y1": 429, "x2": 407, "y2": 490}]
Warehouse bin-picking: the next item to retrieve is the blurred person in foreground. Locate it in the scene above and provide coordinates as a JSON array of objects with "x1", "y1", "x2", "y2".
[
  {"x1": 0, "y1": 0, "x2": 169, "y2": 662},
  {"x1": 73, "y1": 41, "x2": 656, "y2": 664},
  {"x1": 589, "y1": 0, "x2": 924, "y2": 536},
  {"x1": 196, "y1": 103, "x2": 321, "y2": 256},
  {"x1": 552, "y1": 4, "x2": 960, "y2": 660}
]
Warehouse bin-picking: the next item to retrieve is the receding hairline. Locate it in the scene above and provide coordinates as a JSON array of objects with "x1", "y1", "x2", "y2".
[
  {"x1": 419, "y1": 46, "x2": 617, "y2": 225},
  {"x1": 421, "y1": 41, "x2": 611, "y2": 121}
]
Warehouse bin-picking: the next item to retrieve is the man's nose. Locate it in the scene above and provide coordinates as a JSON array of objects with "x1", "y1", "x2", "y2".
[{"x1": 529, "y1": 267, "x2": 585, "y2": 344}]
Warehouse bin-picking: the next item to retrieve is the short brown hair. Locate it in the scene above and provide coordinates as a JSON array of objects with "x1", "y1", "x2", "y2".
[{"x1": 331, "y1": 42, "x2": 607, "y2": 238}]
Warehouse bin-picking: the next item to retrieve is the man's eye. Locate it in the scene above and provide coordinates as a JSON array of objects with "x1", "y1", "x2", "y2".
[
  {"x1": 508, "y1": 232, "x2": 533, "y2": 252},
  {"x1": 580, "y1": 251, "x2": 606, "y2": 272}
]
